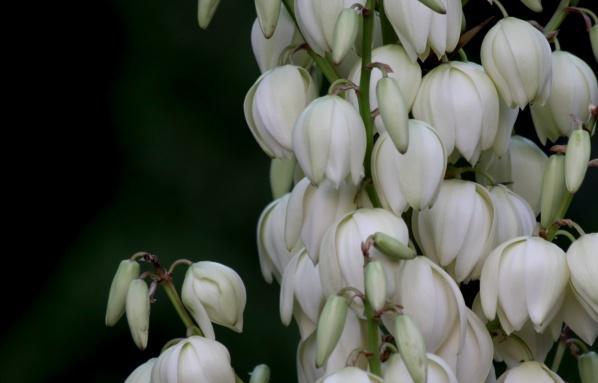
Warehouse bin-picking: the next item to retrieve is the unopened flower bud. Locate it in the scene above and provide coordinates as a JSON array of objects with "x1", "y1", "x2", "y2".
[
  {"x1": 394, "y1": 314, "x2": 428, "y2": 383},
  {"x1": 496, "y1": 361, "x2": 564, "y2": 383},
  {"x1": 255, "y1": 0, "x2": 281, "y2": 38},
  {"x1": 520, "y1": 0, "x2": 542, "y2": 12},
  {"x1": 567, "y1": 233, "x2": 598, "y2": 319},
  {"x1": 565, "y1": 129, "x2": 591, "y2": 193},
  {"x1": 292, "y1": 95, "x2": 366, "y2": 186},
  {"x1": 125, "y1": 358, "x2": 156, "y2": 383},
  {"x1": 591, "y1": 25, "x2": 598, "y2": 63},
  {"x1": 197, "y1": 0, "x2": 220, "y2": 29},
  {"x1": 182, "y1": 261, "x2": 246, "y2": 334},
  {"x1": 332, "y1": 8, "x2": 359, "y2": 64},
  {"x1": 540, "y1": 154, "x2": 568, "y2": 228},
  {"x1": 372, "y1": 232, "x2": 417, "y2": 261},
  {"x1": 316, "y1": 295, "x2": 348, "y2": 367},
  {"x1": 365, "y1": 261, "x2": 386, "y2": 312},
  {"x1": 249, "y1": 364, "x2": 271, "y2": 383},
  {"x1": 126, "y1": 279, "x2": 150, "y2": 350},
  {"x1": 377, "y1": 77, "x2": 409, "y2": 153},
  {"x1": 578, "y1": 351, "x2": 598, "y2": 383},
  {"x1": 105, "y1": 259, "x2": 139, "y2": 326},
  {"x1": 151, "y1": 336, "x2": 235, "y2": 383},
  {"x1": 270, "y1": 158, "x2": 296, "y2": 199},
  {"x1": 316, "y1": 367, "x2": 384, "y2": 383},
  {"x1": 481, "y1": 17, "x2": 552, "y2": 108}
]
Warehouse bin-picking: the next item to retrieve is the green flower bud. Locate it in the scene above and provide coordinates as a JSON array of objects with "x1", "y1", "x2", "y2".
[
  {"x1": 270, "y1": 158, "x2": 295, "y2": 199},
  {"x1": 372, "y1": 232, "x2": 417, "y2": 261},
  {"x1": 105, "y1": 260, "x2": 140, "y2": 327},
  {"x1": 331, "y1": 8, "x2": 359, "y2": 64},
  {"x1": 126, "y1": 279, "x2": 150, "y2": 350},
  {"x1": 417, "y1": 0, "x2": 447, "y2": 14},
  {"x1": 377, "y1": 77, "x2": 409, "y2": 154},
  {"x1": 197, "y1": 0, "x2": 221, "y2": 29},
  {"x1": 316, "y1": 295, "x2": 348, "y2": 367},
  {"x1": 591, "y1": 25, "x2": 598, "y2": 63},
  {"x1": 394, "y1": 314, "x2": 428, "y2": 383},
  {"x1": 565, "y1": 129, "x2": 591, "y2": 193},
  {"x1": 578, "y1": 351, "x2": 598, "y2": 383},
  {"x1": 540, "y1": 154, "x2": 568, "y2": 228},
  {"x1": 255, "y1": 0, "x2": 281, "y2": 39},
  {"x1": 520, "y1": 0, "x2": 542, "y2": 12},
  {"x1": 365, "y1": 261, "x2": 386, "y2": 312},
  {"x1": 249, "y1": 364, "x2": 271, "y2": 383}
]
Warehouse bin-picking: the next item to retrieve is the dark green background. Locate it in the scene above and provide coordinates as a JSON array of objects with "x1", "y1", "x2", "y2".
[{"x1": 1, "y1": 0, "x2": 596, "y2": 382}]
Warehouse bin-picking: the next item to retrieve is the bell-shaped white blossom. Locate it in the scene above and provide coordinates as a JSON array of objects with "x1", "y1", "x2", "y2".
[
  {"x1": 316, "y1": 367, "x2": 384, "y2": 383},
  {"x1": 125, "y1": 358, "x2": 156, "y2": 383},
  {"x1": 372, "y1": 122, "x2": 446, "y2": 214},
  {"x1": 251, "y1": 7, "x2": 309, "y2": 73},
  {"x1": 182, "y1": 261, "x2": 246, "y2": 337},
  {"x1": 496, "y1": 361, "x2": 565, "y2": 383},
  {"x1": 454, "y1": 309, "x2": 494, "y2": 383},
  {"x1": 481, "y1": 17, "x2": 552, "y2": 109},
  {"x1": 319, "y1": 208, "x2": 409, "y2": 298},
  {"x1": 488, "y1": 184, "x2": 536, "y2": 246},
  {"x1": 384, "y1": 0, "x2": 463, "y2": 61},
  {"x1": 244, "y1": 65, "x2": 316, "y2": 158},
  {"x1": 151, "y1": 336, "x2": 235, "y2": 383},
  {"x1": 413, "y1": 61, "x2": 499, "y2": 164},
  {"x1": 480, "y1": 236, "x2": 569, "y2": 334},
  {"x1": 567, "y1": 233, "x2": 598, "y2": 320},
  {"x1": 292, "y1": 95, "x2": 366, "y2": 186},
  {"x1": 385, "y1": 257, "x2": 467, "y2": 371},
  {"x1": 531, "y1": 51, "x2": 598, "y2": 144},
  {"x1": 412, "y1": 179, "x2": 496, "y2": 282},
  {"x1": 477, "y1": 135, "x2": 548, "y2": 215},
  {"x1": 560, "y1": 285, "x2": 598, "y2": 345},
  {"x1": 294, "y1": 0, "x2": 365, "y2": 57},
  {"x1": 383, "y1": 353, "x2": 458, "y2": 383}
]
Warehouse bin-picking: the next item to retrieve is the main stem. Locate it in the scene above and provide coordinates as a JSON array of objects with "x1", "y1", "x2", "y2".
[
  {"x1": 162, "y1": 281, "x2": 203, "y2": 336},
  {"x1": 365, "y1": 301, "x2": 382, "y2": 376},
  {"x1": 359, "y1": 0, "x2": 375, "y2": 178}
]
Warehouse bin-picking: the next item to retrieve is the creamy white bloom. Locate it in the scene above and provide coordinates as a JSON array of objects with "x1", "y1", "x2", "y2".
[
  {"x1": 319, "y1": 208, "x2": 409, "y2": 298},
  {"x1": 251, "y1": 7, "x2": 309, "y2": 73},
  {"x1": 561, "y1": 285, "x2": 598, "y2": 345},
  {"x1": 125, "y1": 358, "x2": 156, "y2": 383},
  {"x1": 372, "y1": 122, "x2": 446, "y2": 214},
  {"x1": 480, "y1": 236, "x2": 569, "y2": 333},
  {"x1": 292, "y1": 95, "x2": 366, "y2": 186},
  {"x1": 383, "y1": 353, "x2": 458, "y2": 383},
  {"x1": 477, "y1": 135, "x2": 548, "y2": 215},
  {"x1": 481, "y1": 17, "x2": 552, "y2": 109},
  {"x1": 567, "y1": 233, "x2": 598, "y2": 320},
  {"x1": 182, "y1": 261, "x2": 246, "y2": 335},
  {"x1": 413, "y1": 61, "x2": 499, "y2": 164},
  {"x1": 316, "y1": 367, "x2": 384, "y2": 383},
  {"x1": 384, "y1": 257, "x2": 467, "y2": 371},
  {"x1": 244, "y1": 65, "x2": 316, "y2": 158},
  {"x1": 295, "y1": 0, "x2": 365, "y2": 57},
  {"x1": 488, "y1": 184, "x2": 536, "y2": 246},
  {"x1": 455, "y1": 309, "x2": 494, "y2": 383},
  {"x1": 151, "y1": 336, "x2": 235, "y2": 383},
  {"x1": 384, "y1": 0, "x2": 463, "y2": 61},
  {"x1": 496, "y1": 361, "x2": 564, "y2": 383},
  {"x1": 412, "y1": 179, "x2": 496, "y2": 282},
  {"x1": 531, "y1": 51, "x2": 598, "y2": 144}
]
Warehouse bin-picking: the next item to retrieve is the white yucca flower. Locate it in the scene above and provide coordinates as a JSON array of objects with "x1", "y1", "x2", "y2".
[
  {"x1": 384, "y1": 353, "x2": 459, "y2": 383},
  {"x1": 560, "y1": 284, "x2": 598, "y2": 345},
  {"x1": 496, "y1": 361, "x2": 564, "y2": 383},
  {"x1": 124, "y1": 358, "x2": 156, "y2": 383},
  {"x1": 488, "y1": 184, "x2": 537, "y2": 247},
  {"x1": 316, "y1": 367, "x2": 383, "y2": 383},
  {"x1": 454, "y1": 309, "x2": 494, "y2": 383},
  {"x1": 566, "y1": 233, "x2": 598, "y2": 320}
]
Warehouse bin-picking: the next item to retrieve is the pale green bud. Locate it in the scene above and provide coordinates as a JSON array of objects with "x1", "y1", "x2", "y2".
[
  {"x1": 331, "y1": 8, "x2": 359, "y2": 64},
  {"x1": 565, "y1": 129, "x2": 591, "y2": 193},
  {"x1": 372, "y1": 232, "x2": 417, "y2": 261},
  {"x1": 540, "y1": 154, "x2": 568, "y2": 228},
  {"x1": 377, "y1": 77, "x2": 409, "y2": 154},
  {"x1": 270, "y1": 158, "x2": 296, "y2": 199},
  {"x1": 591, "y1": 25, "x2": 598, "y2": 63},
  {"x1": 394, "y1": 314, "x2": 428, "y2": 383},
  {"x1": 105, "y1": 259, "x2": 139, "y2": 326},
  {"x1": 365, "y1": 261, "x2": 386, "y2": 312},
  {"x1": 125, "y1": 358, "x2": 156, "y2": 383},
  {"x1": 316, "y1": 295, "x2": 348, "y2": 367},
  {"x1": 126, "y1": 279, "x2": 150, "y2": 350},
  {"x1": 249, "y1": 364, "x2": 271, "y2": 383},
  {"x1": 255, "y1": 0, "x2": 281, "y2": 39},
  {"x1": 520, "y1": 0, "x2": 542, "y2": 12},
  {"x1": 579, "y1": 351, "x2": 598, "y2": 383},
  {"x1": 197, "y1": 0, "x2": 221, "y2": 29},
  {"x1": 417, "y1": 0, "x2": 446, "y2": 14}
]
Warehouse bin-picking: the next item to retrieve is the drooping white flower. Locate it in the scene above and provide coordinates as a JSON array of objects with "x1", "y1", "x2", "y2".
[
  {"x1": 412, "y1": 179, "x2": 496, "y2": 282},
  {"x1": 566, "y1": 233, "x2": 598, "y2": 320},
  {"x1": 316, "y1": 367, "x2": 384, "y2": 383},
  {"x1": 384, "y1": 0, "x2": 463, "y2": 61},
  {"x1": 125, "y1": 358, "x2": 156, "y2": 383},
  {"x1": 531, "y1": 51, "x2": 598, "y2": 144},
  {"x1": 454, "y1": 309, "x2": 494, "y2": 383},
  {"x1": 292, "y1": 95, "x2": 366, "y2": 186},
  {"x1": 412, "y1": 61, "x2": 499, "y2": 164},
  {"x1": 151, "y1": 336, "x2": 235, "y2": 383},
  {"x1": 319, "y1": 208, "x2": 409, "y2": 298},
  {"x1": 560, "y1": 284, "x2": 598, "y2": 345},
  {"x1": 488, "y1": 184, "x2": 536, "y2": 247},
  {"x1": 480, "y1": 236, "x2": 569, "y2": 334},
  {"x1": 244, "y1": 65, "x2": 316, "y2": 158},
  {"x1": 481, "y1": 17, "x2": 552, "y2": 109},
  {"x1": 383, "y1": 353, "x2": 458, "y2": 383},
  {"x1": 496, "y1": 361, "x2": 565, "y2": 383},
  {"x1": 372, "y1": 122, "x2": 446, "y2": 214}
]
